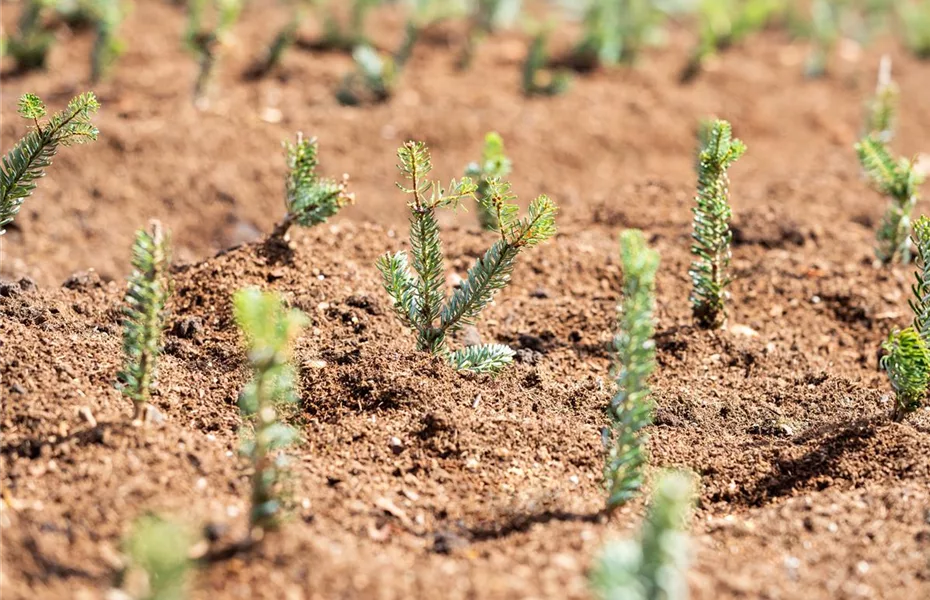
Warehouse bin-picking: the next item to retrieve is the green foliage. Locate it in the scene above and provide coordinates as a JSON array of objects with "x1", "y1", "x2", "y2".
[
  {"x1": 523, "y1": 29, "x2": 571, "y2": 96},
  {"x1": 234, "y1": 288, "x2": 308, "y2": 532},
  {"x1": 591, "y1": 472, "x2": 694, "y2": 600},
  {"x1": 458, "y1": 0, "x2": 522, "y2": 69},
  {"x1": 119, "y1": 221, "x2": 171, "y2": 424},
  {"x1": 688, "y1": 119, "x2": 745, "y2": 329},
  {"x1": 272, "y1": 134, "x2": 353, "y2": 238},
  {"x1": 1, "y1": 92, "x2": 100, "y2": 235},
  {"x1": 122, "y1": 514, "x2": 192, "y2": 600},
  {"x1": 863, "y1": 55, "x2": 898, "y2": 143},
  {"x1": 605, "y1": 229, "x2": 659, "y2": 513},
  {"x1": 5, "y1": 0, "x2": 55, "y2": 72},
  {"x1": 89, "y1": 0, "x2": 128, "y2": 82},
  {"x1": 570, "y1": 0, "x2": 669, "y2": 68},
  {"x1": 855, "y1": 136, "x2": 924, "y2": 264},
  {"x1": 317, "y1": 0, "x2": 380, "y2": 50},
  {"x1": 184, "y1": 0, "x2": 243, "y2": 104},
  {"x1": 336, "y1": 45, "x2": 398, "y2": 105},
  {"x1": 377, "y1": 141, "x2": 557, "y2": 373},
  {"x1": 682, "y1": 0, "x2": 782, "y2": 81},
  {"x1": 899, "y1": 0, "x2": 930, "y2": 59},
  {"x1": 247, "y1": 1, "x2": 308, "y2": 78},
  {"x1": 881, "y1": 327, "x2": 930, "y2": 421},
  {"x1": 465, "y1": 132, "x2": 513, "y2": 230},
  {"x1": 803, "y1": 0, "x2": 842, "y2": 77},
  {"x1": 910, "y1": 216, "x2": 930, "y2": 342}
]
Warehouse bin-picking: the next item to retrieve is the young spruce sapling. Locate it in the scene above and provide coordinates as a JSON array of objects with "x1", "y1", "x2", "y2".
[
  {"x1": 271, "y1": 133, "x2": 353, "y2": 241},
  {"x1": 689, "y1": 119, "x2": 745, "y2": 329},
  {"x1": 881, "y1": 327, "x2": 930, "y2": 422},
  {"x1": 856, "y1": 136, "x2": 925, "y2": 264},
  {"x1": 605, "y1": 229, "x2": 659, "y2": 514},
  {"x1": 464, "y1": 132, "x2": 513, "y2": 231},
  {"x1": 591, "y1": 471, "x2": 694, "y2": 600},
  {"x1": 1, "y1": 92, "x2": 100, "y2": 235},
  {"x1": 119, "y1": 221, "x2": 171, "y2": 425},
  {"x1": 234, "y1": 288, "x2": 308, "y2": 535},
  {"x1": 378, "y1": 141, "x2": 557, "y2": 373}
]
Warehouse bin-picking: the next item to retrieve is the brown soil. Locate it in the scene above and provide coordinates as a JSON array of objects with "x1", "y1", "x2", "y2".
[{"x1": 3, "y1": 2, "x2": 930, "y2": 599}]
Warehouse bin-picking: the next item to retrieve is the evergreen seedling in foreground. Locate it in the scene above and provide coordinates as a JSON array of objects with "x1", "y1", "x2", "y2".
[
  {"x1": 184, "y1": 0, "x2": 242, "y2": 105},
  {"x1": 119, "y1": 221, "x2": 171, "y2": 424},
  {"x1": 856, "y1": 136, "x2": 924, "y2": 264},
  {"x1": 1, "y1": 92, "x2": 100, "y2": 235},
  {"x1": 271, "y1": 134, "x2": 353, "y2": 240},
  {"x1": 881, "y1": 327, "x2": 930, "y2": 421},
  {"x1": 234, "y1": 288, "x2": 308, "y2": 534},
  {"x1": 605, "y1": 230, "x2": 659, "y2": 514},
  {"x1": 689, "y1": 119, "x2": 745, "y2": 329},
  {"x1": 121, "y1": 514, "x2": 192, "y2": 600},
  {"x1": 465, "y1": 132, "x2": 513, "y2": 231},
  {"x1": 377, "y1": 141, "x2": 557, "y2": 374},
  {"x1": 591, "y1": 472, "x2": 694, "y2": 600}
]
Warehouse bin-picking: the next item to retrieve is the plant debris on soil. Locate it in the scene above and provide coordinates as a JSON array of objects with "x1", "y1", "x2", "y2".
[{"x1": 2, "y1": 2, "x2": 930, "y2": 599}]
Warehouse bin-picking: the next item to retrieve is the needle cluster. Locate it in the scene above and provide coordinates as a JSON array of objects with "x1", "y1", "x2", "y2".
[
  {"x1": 2, "y1": 92, "x2": 100, "y2": 235},
  {"x1": 465, "y1": 132, "x2": 513, "y2": 231}
]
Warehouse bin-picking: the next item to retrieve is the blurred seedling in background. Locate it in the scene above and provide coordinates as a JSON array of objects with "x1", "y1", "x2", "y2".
[
  {"x1": 681, "y1": 0, "x2": 782, "y2": 82},
  {"x1": 458, "y1": 0, "x2": 522, "y2": 70},
  {"x1": 378, "y1": 141, "x2": 557, "y2": 373},
  {"x1": 898, "y1": 0, "x2": 930, "y2": 59},
  {"x1": 591, "y1": 471, "x2": 694, "y2": 600},
  {"x1": 464, "y1": 132, "x2": 513, "y2": 231},
  {"x1": 116, "y1": 514, "x2": 192, "y2": 600},
  {"x1": 856, "y1": 136, "x2": 924, "y2": 265},
  {"x1": 522, "y1": 24, "x2": 571, "y2": 96},
  {"x1": 604, "y1": 230, "x2": 659, "y2": 515},
  {"x1": 336, "y1": 44, "x2": 398, "y2": 105},
  {"x1": 234, "y1": 288, "x2": 308, "y2": 537},
  {"x1": 184, "y1": 0, "x2": 242, "y2": 107},
  {"x1": 118, "y1": 221, "x2": 171, "y2": 425},
  {"x1": 245, "y1": 0, "x2": 310, "y2": 78},
  {"x1": 312, "y1": 0, "x2": 380, "y2": 51},
  {"x1": 88, "y1": 0, "x2": 129, "y2": 82},
  {"x1": 271, "y1": 133, "x2": 353, "y2": 241},
  {"x1": 1, "y1": 93, "x2": 100, "y2": 235},
  {"x1": 565, "y1": 0, "x2": 670, "y2": 70},
  {"x1": 4, "y1": 0, "x2": 56, "y2": 72},
  {"x1": 863, "y1": 55, "x2": 897, "y2": 143},
  {"x1": 689, "y1": 119, "x2": 745, "y2": 329}
]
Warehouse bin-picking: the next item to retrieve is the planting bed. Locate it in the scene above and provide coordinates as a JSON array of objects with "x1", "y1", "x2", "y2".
[{"x1": 3, "y1": 2, "x2": 930, "y2": 599}]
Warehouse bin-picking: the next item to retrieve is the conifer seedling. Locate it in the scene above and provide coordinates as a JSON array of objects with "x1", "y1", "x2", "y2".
[
  {"x1": 121, "y1": 514, "x2": 192, "y2": 600},
  {"x1": 270, "y1": 133, "x2": 353, "y2": 240},
  {"x1": 909, "y1": 216, "x2": 930, "y2": 342},
  {"x1": 1, "y1": 92, "x2": 100, "y2": 235},
  {"x1": 119, "y1": 221, "x2": 171, "y2": 425},
  {"x1": 316, "y1": 0, "x2": 379, "y2": 51},
  {"x1": 246, "y1": 0, "x2": 310, "y2": 78},
  {"x1": 465, "y1": 132, "x2": 513, "y2": 231},
  {"x1": 856, "y1": 136, "x2": 924, "y2": 264},
  {"x1": 570, "y1": 0, "x2": 667, "y2": 69},
  {"x1": 5, "y1": 0, "x2": 55, "y2": 72},
  {"x1": 234, "y1": 288, "x2": 308, "y2": 534},
  {"x1": 523, "y1": 28, "x2": 571, "y2": 96},
  {"x1": 336, "y1": 45, "x2": 398, "y2": 106},
  {"x1": 689, "y1": 119, "x2": 745, "y2": 329},
  {"x1": 377, "y1": 141, "x2": 557, "y2": 373},
  {"x1": 591, "y1": 472, "x2": 694, "y2": 600},
  {"x1": 864, "y1": 55, "x2": 898, "y2": 143},
  {"x1": 184, "y1": 0, "x2": 242, "y2": 106},
  {"x1": 89, "y1": 0, "x2": 127, "y2": 82},
  {"x1": 458, "y1": 0, "x2": 522, "y2": 69},
  {"x1": 881, "y1": 327, "x2": 930, "y2": 421},
  {"x1": 605, "y1": 229, "x2": 659, "y2": 514}
]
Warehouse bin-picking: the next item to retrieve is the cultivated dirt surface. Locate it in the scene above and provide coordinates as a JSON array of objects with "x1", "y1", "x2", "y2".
[{"x1": 3, "y1": 2, "x2": 930, "y2": 599}]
